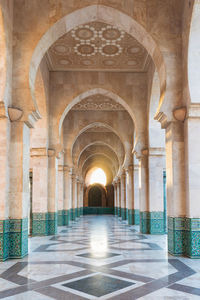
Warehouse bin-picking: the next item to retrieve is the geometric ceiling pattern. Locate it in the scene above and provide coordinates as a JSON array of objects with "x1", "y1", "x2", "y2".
[
  {"x1": 72, "y1": 94, "x2": 125, "y2": 111},
  {"x1": 46, "y1": 22, "x2": 150, "y2": 72}
]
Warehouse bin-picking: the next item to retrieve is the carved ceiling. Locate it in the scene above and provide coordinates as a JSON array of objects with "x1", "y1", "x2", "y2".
[
  {"x1": 85, "y1": 125, "x2": 112, "y2": 133},
  {"x1": 46, "y1": 22, "x2": 150, "y2": 72},
  {"x1": 72, "y1": 94, "x2": 125, "y2": 111}
]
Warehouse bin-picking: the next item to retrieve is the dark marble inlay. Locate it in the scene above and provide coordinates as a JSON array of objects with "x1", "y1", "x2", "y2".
[
  {"x1": 77, "y1": 252, "x2": 120, "y2": 259},
  {"x1": 63, "y1": 274, "x2": 134, "y2": 297}
]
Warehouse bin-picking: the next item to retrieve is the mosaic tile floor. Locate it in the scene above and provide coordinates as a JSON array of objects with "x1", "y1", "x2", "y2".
[{"x1": 0, "y1": 215, "x2": 200, "y2": 299}]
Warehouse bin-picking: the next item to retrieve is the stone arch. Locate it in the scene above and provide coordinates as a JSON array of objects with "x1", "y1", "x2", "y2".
[
  {"x1": 81, "y1": 152, "x2": 117, "y2": 175},
  {"x1": 60, "y1": 88, "x2": 136, "y2": 142},
  {"x1": 83, "y1": 154, "x2": 115, "y2": 183},
  {"x1": 76, "y1": 142, "x2": 122, "y2": 167},
  {"x1": 78, "y1": 145, "x2": 120, "y2": 173},
  {"x1": 84, "y1": 183, "x2": 107, "y2": 207},
  {"x1": 188, "y1": 0, "x2": 200, "y2": 103},
  {"x1": 30, "y1": 5, "x2": 166, "y2": 124}
]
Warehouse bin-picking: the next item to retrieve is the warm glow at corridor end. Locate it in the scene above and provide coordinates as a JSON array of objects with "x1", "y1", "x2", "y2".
[{"x1": 86, "y1": 168, "x2": 107, "y2": 186}]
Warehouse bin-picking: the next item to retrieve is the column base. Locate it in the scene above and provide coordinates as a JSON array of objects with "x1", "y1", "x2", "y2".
[
  {"x1": 58, "y1": 210, "x2": 70, "y2": 226},
  {"x1": 121, "y1": 208, "x2": 126, "y2": 220},
  {"x1": 185, "y1": 218, "x2": 200, "y2": 258},
  {"x1": 126, "y1": 208, "x2": 128, "y2": 220},
  {"x1": 114, "y1": 207, "x2": 118, "y2": 216},
  {"x1": 71, "y1": 208, "x2": 76, "y2": 221},
  {"x1": 128, "y1": 209, "x2": 140, "y2": 225},
  {"x1": 47, "y1": 212, "x2": 57, "y2": 235},
  {"x1": 168, "y1": 217, "x2": 200, "y2": 258},
  {"x1": 118, "y1": 207, "x2": 121, "y2": 217},
  {"x1": 140, "y1": 212, "x2": 165, "y2": 234},
  {"x1": 0, "y1": 218, "x2": 28, "y2": 261},
  {"x1": 32, "y1": 213, "x2": 48, "y2": 236},
  {"x1": 168, "y1": 217, "x2": 185, "y2": 256}
]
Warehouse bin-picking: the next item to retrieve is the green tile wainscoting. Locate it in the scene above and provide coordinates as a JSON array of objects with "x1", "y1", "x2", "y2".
[
  {"x1": 128, "y1": 209, "x2": 140, "y2": 225},
  {"x1": 118, "y1": 207, "x2": 121, "y2": 217},
  {"x1": 168, "y1": 217, "x2": 200, "y2": 258},
  {"x1": 114, "y1": 207, "x2": 118, "y2": 215},
  {"x1": 126, "y1": 208, "x2": 129, "y2": 220},
  {"x1": 83, "y1": 207, "x2": 114, "y2": 215},
  {"x1": 140, "y1": 211, "x2": 165, "y2": 234},
  {"x1": 32, "y1": 213, "x2": 57, "y2": 236},
  {"x1": 0, "y1": 218, "x2": 28, "y2": 261},
  {"x1": 120, "y1": 208, "x2": 126, "y2": 220},
  {"x1": 58, "y1": 210, "x2": 70, "y2": 226}
]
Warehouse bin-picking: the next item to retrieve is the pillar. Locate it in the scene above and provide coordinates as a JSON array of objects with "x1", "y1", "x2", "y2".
[
  {"x1": 31, "y1": 148, "x2": 48, "y2": 236},
  {"x1": 47, "y1": 149, "x2": 58, "y2": 234},
  {"x1": 114, "y1": 181, "x2": 118, "y2": 215},
  {"x1": 9, "y1": 120, "x2": 30, "y2": 259},
  {"x1": 0, "y1": 104, "x2": 10, "y2": 260},
  {"x1": 63, "y1": 165, "x2": 71, "y2": 225},
  {"x1": 166, "y1": 121, "x2": 186, "y2": 256},
  {"x1": 139, "y1": 154, "x2": 149, "y2": 233},
  {"x1": 58, "y1": 165, "x2": 64, "y2": 226},
  {"x1": 133, "y1": 158, "x2": 140, "y2": 225},
  {"x1": 79, "y1": 181, "x2": 84, "y2": 216},
  {"x1": 120, "y1": 170, "x2": 126, "y2": 220},
  {"x1": 126, "y1": 165, "x2": 135, "y2": 225},
  {"x1": 76, "y1": 178, "x2": 80, "y2": 217},
  {"x1": 70, "y1": 169, "x2": 77, "y2": 221},
  {"x1": 117, "y1": 179, "x2": 121, "y2": 217},
  {"x1": 184, "y1": 107, "x2": 200, "y2": 258},
  {"x1": 148, "y1": 148, "x2": 166, "y2": 234}
]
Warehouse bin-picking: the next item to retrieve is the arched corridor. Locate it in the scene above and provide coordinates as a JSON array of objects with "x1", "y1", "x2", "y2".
[{"x1": 0, "y1": 0, "x2": 200, "y2": 299}]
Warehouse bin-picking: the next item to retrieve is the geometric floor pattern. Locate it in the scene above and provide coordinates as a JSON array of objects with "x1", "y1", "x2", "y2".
[{"x1": 0, "y1": 215, "x2": 200, "y2": 299}]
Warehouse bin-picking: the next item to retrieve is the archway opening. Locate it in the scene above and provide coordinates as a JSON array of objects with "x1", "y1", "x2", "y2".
[
  {"x1": 86, "y1": 167, "x2": 107, "y2": 186},
  {"x1": 88, "y1": 186, "x2": 102, "y2": 207}
]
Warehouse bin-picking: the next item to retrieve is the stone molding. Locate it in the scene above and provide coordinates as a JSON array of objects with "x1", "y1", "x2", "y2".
[
  {"x1": 173, "y1": 107, "x2": 187, "y2": 122},
  {"x1": 48, "y1": 149, "x2": 55, "y2": 157},
  {"x1": 8, "y1": 107, "x2": 23, "y2": 122},
  {"x1": 154, "y1": 111, "x2": 169, "y2": 129},
  {"x1": 58, "y1": 165, "x2": 64, "y2": 171},
  {"x1": 63, "y1": 165, "x2": 70, "y2": 172},
  {"x1": 0, "y1": 101, "x2": 7, "y2": 119},
  {"x1": 187, "y1": 103, "x2": 200, "y2": 118},
  {"x1": 30, "y1": 148, "x2": 48, "y2": 157},
  {"x1": 148, "y1": 147, "x2": 165, "y2": 156}
]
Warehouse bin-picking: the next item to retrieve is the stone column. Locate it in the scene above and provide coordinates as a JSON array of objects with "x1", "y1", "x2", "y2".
[
  {"x1": 126, "y1": 165, "x2": 135, "y2": 225},
  {"x1": 58, "y1": 165, "x2": 64, "y2": 226},
  {"x1": 70, "y1": 170, "x2": 77, "y2": 221},
  {"x1": 31, "y1": 148, "x2": 48, "y2": 236},
  {"x1": 117, "y1": 179, "x2": 121, "y2": 217},
  {"x1": 148, "y1": 148, "x2": 166, "y2": 234},
  {"x1": 184, "y1": 106, "x2": 200, "y2": 258},
  {"x1": 9, "y1": 120, "x2": 30, "y2": 259},
  {"x1": 165, "y1": 121, "x2": 186, "y2": 256},
  {"x1": 120, "y1": 170, "x2": 126, "y2": 220},
  {"x1": 76, "y1": 178, "x2": 80, "y2": 217},
  {"x1": 139, "y1": 154, "x2": 149, "y2": 233},
  {"x1": 133, "y1": 158, "x2": 140, "y2": 225},
  {"x1": 63, "y1": 165, "x2": 71, "y2": 225},
  {"x1": 0, "y1": 103, "x2": 10, "y2": 260},
  {"x1": 79, "y1": 181, "x2": 84, "y2": 216},
  {"x1": 114, "y1": 181, "x2": 118, "y2": 215},
  {"x1": 48, "y1": 149, "x2": 58, "y2": 234}
]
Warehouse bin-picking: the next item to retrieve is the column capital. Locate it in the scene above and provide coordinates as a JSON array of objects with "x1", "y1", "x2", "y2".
[
  {"x1": 63, "y1": 165, "x2": 70, "y2": 172},
  {"x1": 58, "y1": 165, "x2": 64, "y2": 172},
  {"x1": 8, "y1": 106, "x2": 23, "y2": 122},
  {"x1": 30, "y1": 147, "x2": 48, "y2": 157},
  {"x1": 148, "y1": 147, "x2": 165, "y2": 156}
]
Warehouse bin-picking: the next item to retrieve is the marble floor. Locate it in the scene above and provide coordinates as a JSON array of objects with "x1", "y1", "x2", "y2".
[{"x1": 0, "y1": 215, "x2": 200, "y2": 299}]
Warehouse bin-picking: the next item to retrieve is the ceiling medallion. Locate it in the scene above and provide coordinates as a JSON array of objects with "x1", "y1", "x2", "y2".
[{"x1": 72, "y1": 24, "x2": 125, "y2": 57}]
